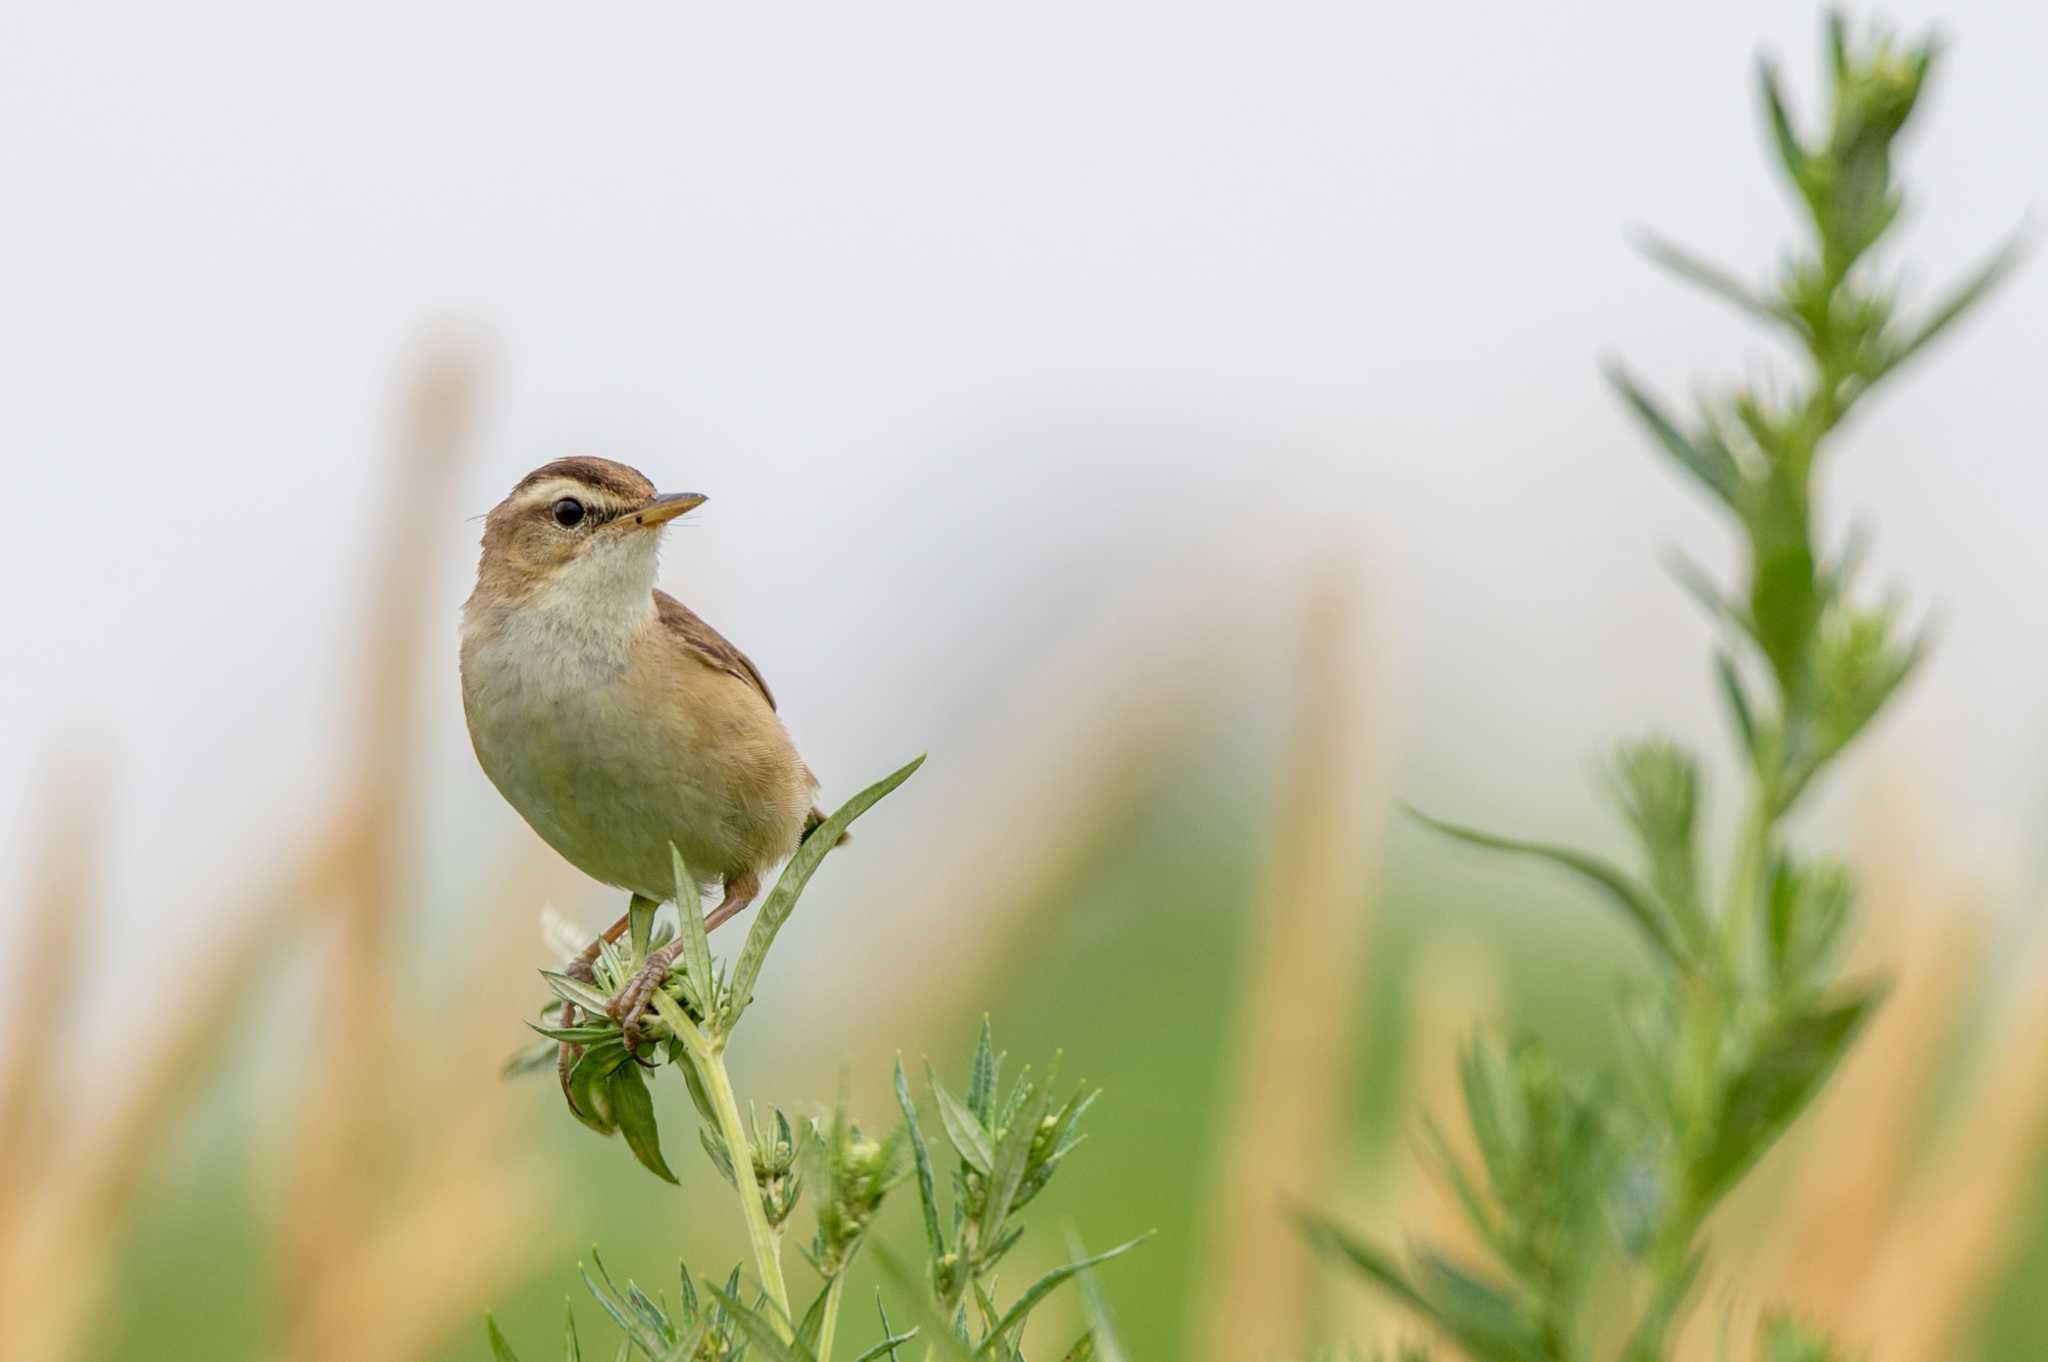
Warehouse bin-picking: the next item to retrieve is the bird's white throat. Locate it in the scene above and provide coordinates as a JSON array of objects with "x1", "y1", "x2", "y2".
[{"x1": 465, "y1": 528, "x2": 663, "y2": 685}]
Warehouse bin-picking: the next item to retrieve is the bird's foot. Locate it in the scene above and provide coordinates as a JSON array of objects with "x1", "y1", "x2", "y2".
[
  {"x1": 555, "y1": 953, "x2": 603, "y2": 1104},
  {"x1": 608, "y1": 941, "x2": 684, "y2": 1053}
]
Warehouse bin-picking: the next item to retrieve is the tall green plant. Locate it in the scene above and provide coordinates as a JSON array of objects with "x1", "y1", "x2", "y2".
[
  {"x1": 1305, "y1": 15, "x2": 2014, "y2": 1361},
  {"x1": 486, "y1": 757, "x2": 1143, "y2": 1362}
]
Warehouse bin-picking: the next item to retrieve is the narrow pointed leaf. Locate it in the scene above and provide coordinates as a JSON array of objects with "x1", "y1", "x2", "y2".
[
  {"x1": 655, "y1": 1316, "x2": 713, "y2": 1362},
  {"x1": 869, "y1": 1248, "x2": 978, "y2": 1362},
  {"x1": 542, "y1": 971, "x2": 615, "y2": 1017},
  {"x1": 1638, "y1": 233, "x2": 1794, "y2": 331},
  {"x1": 1878, "y1": 234, "x2": 2025, "y2": 381},
  {"x1": 974, "y1": 1234, "x2": 1151, "y2": 1355},
  {"x1": 564, "y1": 1303, "x2": 583, "y2": 1362},
  {"x1": 1407, "y1": 806, "x2": 1681, "y2": 961},
  {"x1": 1606, "y1": 365, "x2": 1739, "y2": 506},
  {"x1": 851, "y1": 1330, "x2": 921, "y2": 1362},
  {"x1": 704, "y1": 1283, "x2": 810, "y2": 1361},
  {"x1": 864, "y1": 1293, "x2": 915, "y2": 1362},
  {"x1": 1294, "y1": 1212, "x2": 1432, "y2": 1318},
  {"x1": 928, "y1": 1069, "x2": 994, "y2": 1175},
  {"x1": 967, "y1": 1017, "x2": 999, "y2": 1126},
  {"x1": 1715, "y1": 651, "x2": 1759, "y2": 759},
  {"x1": 668, "y1": 844, "x2": 717, "y2": 1015},
  {"x1": 980, "y1": 1061, "x2": 1058, "y2": 1239},
  {"x1": 1690, "y1": 983, "x2": 1885, "y2": 1202},
  {"x1": 895, "y1": 1057, "x2": 947, "y2": 1261},
  {"x1": 1759, "y1": 61, "x2": 1807, "y2": 185},
  {"x1": 725, "y1": 755, "x2": 925, "y2": 1027},
  {"x1": 487, "y1": 1316, "x2": 523, "y2": 1362},
  {"x1": 628, "y1": 893, "x2": 658, "y2": 965}
]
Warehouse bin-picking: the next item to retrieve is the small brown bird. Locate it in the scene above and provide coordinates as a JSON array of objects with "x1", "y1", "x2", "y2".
[{"x1": 460, "y1": 457, "x2": 831, "y2": 1056}]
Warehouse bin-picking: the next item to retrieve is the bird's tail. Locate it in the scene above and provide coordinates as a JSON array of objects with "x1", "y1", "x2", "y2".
[{"x1": 802, "y1": 806, "x2": 851, "y2": 849}]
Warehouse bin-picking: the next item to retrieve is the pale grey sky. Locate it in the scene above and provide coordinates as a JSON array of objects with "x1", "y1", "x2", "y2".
[{"x1": 4, "y1": 2, "x2": 2044, "y2": 970}]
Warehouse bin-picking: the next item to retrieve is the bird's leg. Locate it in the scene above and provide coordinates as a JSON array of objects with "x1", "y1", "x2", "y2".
[
  {"x1": 609, "y1": 872, "x2": 758, "y2": 1050},
  {"x1": 557, "y1": 910, "x2": 634, "y2": 1105}
]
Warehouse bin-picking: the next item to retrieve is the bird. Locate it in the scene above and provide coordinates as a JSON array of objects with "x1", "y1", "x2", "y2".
[{"x1": 459, "y1": 456, "x2": 833, "y2": 1072}]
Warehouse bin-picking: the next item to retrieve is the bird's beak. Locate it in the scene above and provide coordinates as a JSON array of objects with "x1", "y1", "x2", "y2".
[{"x1": 628, "y1": 492, "x2": 707, "y2": 529}]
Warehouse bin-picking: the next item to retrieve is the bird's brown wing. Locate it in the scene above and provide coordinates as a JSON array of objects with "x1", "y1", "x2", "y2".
[{"x1": 654, "y1": 590, "x2": 777, "y2": 711}]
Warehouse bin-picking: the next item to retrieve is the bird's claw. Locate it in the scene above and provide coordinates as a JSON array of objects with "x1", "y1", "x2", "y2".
[{"x1": 608, "y1": 944, "x2": 682, "y2": 1054}]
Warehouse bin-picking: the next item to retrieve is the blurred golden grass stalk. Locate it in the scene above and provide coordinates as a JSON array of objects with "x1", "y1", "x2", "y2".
[
  {"x1": 0, "y1": 338, "x2": 552, "y2": 1362},
  {"x1": 1193, "y1": 559, "x2": 1383, "y2": 1362}
]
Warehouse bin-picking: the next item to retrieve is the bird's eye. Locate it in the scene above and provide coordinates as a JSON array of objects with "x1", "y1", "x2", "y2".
[{"x1": 551, "y1": 498, "x2": 586, "y2": 528}]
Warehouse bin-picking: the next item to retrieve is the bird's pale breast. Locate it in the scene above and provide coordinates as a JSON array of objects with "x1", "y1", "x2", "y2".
[{"x1": 460, "y1": 601, "x2": 812, "y2": 900}]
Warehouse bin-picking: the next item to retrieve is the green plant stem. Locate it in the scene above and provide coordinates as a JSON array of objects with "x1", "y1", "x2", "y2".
[
  {"x1": 817, "y1": 1272, "x2": 846, "y2": 1362},
  {"x1": 650, "y1": 992, "x2": 794, "y2": 1341}
]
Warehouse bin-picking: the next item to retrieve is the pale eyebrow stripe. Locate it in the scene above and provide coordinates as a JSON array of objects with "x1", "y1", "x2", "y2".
[{"x1": 516, "y1": 479, "x2": 628, "y2": 516}]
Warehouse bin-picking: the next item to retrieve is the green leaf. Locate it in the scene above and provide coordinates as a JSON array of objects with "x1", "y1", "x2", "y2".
[
  {"x1": 1407, "y1": 806, "x2": 1681, "y2": 962},
  {"x1": 895, "y1": 1057, "x2": 947, "y2": 1263},
  {"x1": 724, "y1": 755, "x2": 925, "y2": 1028},
  {"x1": 608, "y1": 1062, "x2": 679, "y2": 1184},
  {"x1": 581, "y1": 1253, "x2": 669, "y2": 1360},
  {"x1": 928, "y1": 1068, "x2": 994, "y2": 1175},
  {"x1": 966, "y1": 1017, "x2": 1000, "y2": 1127},
  {"x1": 1606, "y1": 364, "x2": 1740, "y2": 507},
  {"x1": 869, "y1": 1247, "x2": 978, "y2": 1362},
  {"x1": 1759, "y1": 1312, "x2": 1855, "y2": 1362},
  {"x1": 1714, "y1": 651, "x2": 1759, "y2": 759},
  {"x1": 1875, "y1": 234, "x2": 2023, "y2": 381},
  {"x1": 670, "y1": 845, "x2": 717, "y2": 1016},
  {"x1": 563, "y1": 1302, "x2": 584, "y2": 1362},
  {"x1": 628, "y1": 893, "x2": 657, "y2": 966},
  {"x1": 655, "y1": 1321, "x2": 712, "y2": 1362},
  {"x1": 973, "y1": 1234, "x2": 1150, "y2": 1356},
  {"x1": 1690, "y1": 984, "x2": 1885, "y2": 1204},
  {"x1": 850, "y1": 1329, "x2": 922, "y2": 1362},
  {"x1": 1413, "y1": 1252, "x2": 1550, "y2": 1362},
  {"x1": 704, "y1": 1283, "x2": 810, "y2": 1361},
  {"x1": 566, "y1": 1049, "x2": 621, "y2": 1136},
  {"x1": 543, "y1": 970, "x2": 615, "y2": 1017},
  {"x1": 1619, "y1": 1250, "x2": 1703, "y2": 1362},
  {"x1": 1066, "y1": 1226, "x2": 1132, "y2": 1362},
  {"x1": 978, "y1": 1060, "x2": 1059, "y2": 1242},
  {"x1": 1758, "y1": 60, "x2": 1808, "y2": 189},
  {"x1": 1295, "y1": 1212, "x2": 1433, "y2": 1318},
  {"x1": 487, "y1": 1316, "x2": 524, "y2": 1362},
  {"x1": 859, "y1": 1292, "x2": 917, "y2": 1362},
  {"x1": 1638, "y1": 233, "x2": 1797, "y2": 333}
]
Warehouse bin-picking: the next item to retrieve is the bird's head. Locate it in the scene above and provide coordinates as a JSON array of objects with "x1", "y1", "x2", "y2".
[{"x1": 473, "y1": 457, "x2": 705, "y2": 610}]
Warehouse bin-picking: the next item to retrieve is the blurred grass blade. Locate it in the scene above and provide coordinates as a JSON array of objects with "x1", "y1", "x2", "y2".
[
  {"x1": 1407, "y1": 806, "x2": 1681, "y2": 962},
  {"x1": 487, "y1": 1316, "x2": 524, "y2": 1362},
  {"x1": 725, "y1": 756, "x2": 926, "y2": 1028}
]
